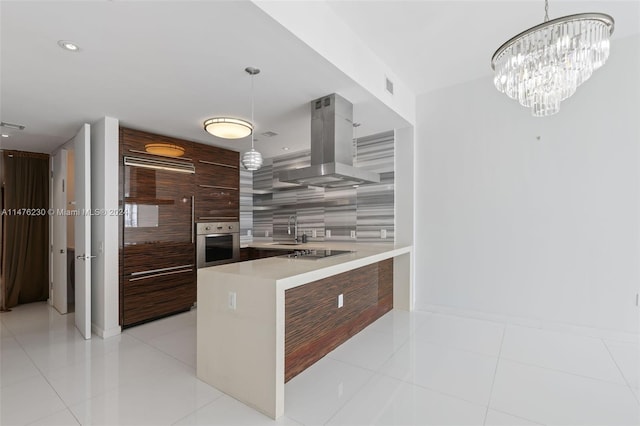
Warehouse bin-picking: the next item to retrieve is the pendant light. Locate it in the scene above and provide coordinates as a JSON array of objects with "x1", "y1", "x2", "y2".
[
  {"x1": 241, "y1": 67, "x2": 263, "y2": 171},
  {"x1": 491, "y1": 0, "x2": 614, "y2": 117}
]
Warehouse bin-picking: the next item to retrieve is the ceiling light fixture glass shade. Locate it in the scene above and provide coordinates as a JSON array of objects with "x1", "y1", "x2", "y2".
[
  {"x1": 241, "y1": 67, "x2": 263, "y2": 171},
  {"x1": 203, "y1": 117, "x2": 253, "y2": 139},
  {"x1": 144, "y1": 143, "x2": 185, "y2": 157},
  {"x1": 241, "y1": 148, "x2": 263, "y2": 171},
  {"x1": 491, "y1": 1, "x2": 614, "y2": 117}
]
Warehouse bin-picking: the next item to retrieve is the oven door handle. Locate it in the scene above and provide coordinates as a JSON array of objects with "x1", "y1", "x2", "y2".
[{"x1": 202, "y1": 233, "x2": 238, "y2": 238}]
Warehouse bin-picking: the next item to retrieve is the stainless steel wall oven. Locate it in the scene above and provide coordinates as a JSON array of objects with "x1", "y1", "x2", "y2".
[{"x1": 196, "y1": 222, "x2": 240, "y2": 268}]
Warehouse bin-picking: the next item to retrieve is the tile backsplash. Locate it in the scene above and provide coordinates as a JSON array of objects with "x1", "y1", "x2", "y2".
[{"x1": 241, "y1": 130, "x2": 394, "y2": 243}]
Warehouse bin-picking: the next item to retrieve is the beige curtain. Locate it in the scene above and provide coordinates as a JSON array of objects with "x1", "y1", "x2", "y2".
[{"x1": 1, "y1": 150, "x2": 50, "y2": 310}]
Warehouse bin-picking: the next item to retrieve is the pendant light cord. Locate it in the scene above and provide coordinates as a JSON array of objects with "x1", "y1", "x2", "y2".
[
  {"x1": 250, "y1": 72, "x2": 255, "y2": 150},
  {"x1": 544, "y1": 0, "x2": 549, "y2": 22}
]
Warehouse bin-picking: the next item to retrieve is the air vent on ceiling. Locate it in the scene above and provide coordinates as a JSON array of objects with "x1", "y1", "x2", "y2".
[
  {"x1": 1, "y1": 121, "x2": 26, "y2": 130},
  {"x1": 261, "y1": 131, "x2": 278, "y2": 137}
]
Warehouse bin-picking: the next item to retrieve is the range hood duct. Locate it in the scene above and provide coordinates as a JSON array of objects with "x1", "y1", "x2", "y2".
[{"x1": 278, "y1": 94, "x2": 380, "y2": 188}]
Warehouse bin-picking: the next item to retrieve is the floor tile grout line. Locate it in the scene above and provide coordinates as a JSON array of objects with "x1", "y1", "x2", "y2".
[
  {"x1": 123, "y1": 327, "x2": 198, "y2": 370},
  {"x1": 483, "y1": 324, "x2": 506, "y2": 426},
  {"x1": 319, "y1": 366, "x2": 382, "y2": 426},
  {"x1": 391, "y1": 372, "x2": 491, "y2": 407},
  {"x1": 487, "y1": 407, "x2": 547, "y2": 426},
  {"x1": 124, "y1": 313, "x2": 197, "y2": 344},
  {"x1": 410, "y1": 316, "x2": 505, "y2": 359},
  {"x1": 445, "y1": 313, "x2": 637, "y2": 389},
  {"x1": 500, "y1": 355, "x2": 636, "y2": 389},
  {"x1": 601, "y1": 338, "x2": 640, "y2": 404},
  {"x1": 24, "y1": 407, "x2": 82, "y2": 426},
  {"x1": 328, "y1": 338, "x2": 492, "y2": 409},
  {"x1": 5, "y1": 308, "x2": 83, "y2": 425},
  {"x1": 169, "y1": 394, "x2": 226, "y2": 426},
  {"x1": 422, "y1": 308, "x2": 638, "y2": 344}
]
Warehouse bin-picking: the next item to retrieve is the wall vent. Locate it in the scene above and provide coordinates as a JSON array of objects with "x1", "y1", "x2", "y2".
[{"x1": 385, "y1": 77, "x2": 394, "y2": 95}]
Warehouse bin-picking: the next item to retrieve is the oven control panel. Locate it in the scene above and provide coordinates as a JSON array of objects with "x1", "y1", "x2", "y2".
[{"x1": 196, "y1": 222, "x2": 239, "y2": 235}]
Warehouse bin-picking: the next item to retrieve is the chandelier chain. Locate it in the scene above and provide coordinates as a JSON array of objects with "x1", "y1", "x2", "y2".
[{"x1": 544, "y1": 0, "x2": 549, "y2": 22}]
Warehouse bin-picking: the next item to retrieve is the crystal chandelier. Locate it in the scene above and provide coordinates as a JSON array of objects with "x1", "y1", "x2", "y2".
[
  {"x1": 241, "y1": 67, "x2": 263, "y2": 171},
  {"x1": 491, "y1": 0, "x2": 614, "y2": 117}
]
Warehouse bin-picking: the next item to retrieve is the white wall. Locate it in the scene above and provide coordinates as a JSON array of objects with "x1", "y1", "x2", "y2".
[
  {"x1": 415, "y1": 35, "x2": 640, "y2": 335},
  {"x1": 253, "y1": 0, "x2": 415, "y2": 126},
  {"x1": 90, "y1": 117, "x2": 121, "y2": 338}
]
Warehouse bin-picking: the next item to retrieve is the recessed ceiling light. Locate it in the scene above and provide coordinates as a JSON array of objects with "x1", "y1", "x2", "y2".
[
  {"x1": 282, "y1": 147, "x2": 289, "y2": 151},
  {"x1": 1, "y1": 134, "x2": 9, "y2": 138},
  {"x1": 58, "y1": 40, "x2": 80, "y2": 52}
]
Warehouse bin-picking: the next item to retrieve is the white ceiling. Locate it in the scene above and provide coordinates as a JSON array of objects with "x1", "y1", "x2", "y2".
[
  {"x1": 0, "y1": 1, "x2": 408, "y2": 156},
  {"x1": 327, "y1": 0, "x2": 640, "y2": 95},
  {"x1": 2, "y1": 1, "x2": 638, "y2": 156}
]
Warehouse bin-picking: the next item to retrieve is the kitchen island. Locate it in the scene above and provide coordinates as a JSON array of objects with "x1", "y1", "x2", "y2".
[{"x1": 196, "y1": 241, "x2": 413, "y2": 419}]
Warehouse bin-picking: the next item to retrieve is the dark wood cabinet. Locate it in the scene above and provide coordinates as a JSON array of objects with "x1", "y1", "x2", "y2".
[
  {"x1": 118, "y1": 127, "x2": 240, "y2": 328},
  {"x1": 284, "y1": 259, "x2": 393, "y2": 381},
  {"x1": 193, "y1": 143, "x2": 240, "y2": 222}
]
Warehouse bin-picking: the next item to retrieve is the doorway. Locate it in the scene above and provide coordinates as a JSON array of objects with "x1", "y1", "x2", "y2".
[
  {"x1": 50, "y1": 123, "x2": 92, "y2": 339},
  {"x1": 51, "y1": 148, "x2": 76, "y2": 314}
]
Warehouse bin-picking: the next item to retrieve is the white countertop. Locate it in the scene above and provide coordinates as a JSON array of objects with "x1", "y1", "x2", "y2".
[
  {"x1": 199, "y1": 241, "x2": 412, "y2": 290},
  {"x1": 197, "y1": 240, "x2": 414, "y2": 418}
]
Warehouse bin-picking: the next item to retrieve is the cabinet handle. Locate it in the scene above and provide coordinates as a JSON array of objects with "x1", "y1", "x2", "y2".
[
  {"x1": 128, "y1": 149, "x2": 193, "y2": 162},
  {"x1": 198, "y1": 160, "x2": 238, "y2": 169},
  {"x1": 198, "y1": 216, "x2": 238, "y2": 221},
  {"x1": 129, "y1": 267, "x2": 193, "y2": 281},
  {"x1": 198, "y1": 184, "x2": 238, "y2": 191},
  {"x1": 191, "y1": 195, "x2": 195, "y2": 243},
  {"x1": 131, "y1": 264, "x2": 194, "y2": 276}
]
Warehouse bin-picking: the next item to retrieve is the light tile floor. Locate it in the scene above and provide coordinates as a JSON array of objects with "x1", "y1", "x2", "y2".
[{"x1": 1, "y1": 302, "x2": 638, "y2": 425}]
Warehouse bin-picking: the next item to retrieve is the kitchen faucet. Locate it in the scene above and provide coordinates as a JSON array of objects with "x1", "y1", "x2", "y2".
[{"x1": 287, "y1": 215, "x2": 298, "y2": 242}]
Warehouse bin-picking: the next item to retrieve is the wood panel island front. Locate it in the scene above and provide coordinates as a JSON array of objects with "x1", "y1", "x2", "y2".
[{"x1": 196, "y1": 242, "x2": 413, "y2": 419}]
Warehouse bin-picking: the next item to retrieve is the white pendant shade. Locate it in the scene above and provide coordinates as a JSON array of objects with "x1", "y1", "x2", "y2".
[{"x1": 241, "y1": 148, "x2": 263, "y2": 171}]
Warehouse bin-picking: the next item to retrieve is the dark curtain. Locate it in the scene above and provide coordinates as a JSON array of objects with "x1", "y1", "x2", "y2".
[{"x1": 1, "y1": 150, "x2": 50, "y2": 310}]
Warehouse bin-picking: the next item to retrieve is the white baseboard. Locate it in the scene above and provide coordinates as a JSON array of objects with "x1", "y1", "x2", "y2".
[
  {"x1": 420, "y1": 304, "x2": 639, "y2": 344},
  {"x1": 91, "y1": 323, "x2": 122, "y2": 339}
]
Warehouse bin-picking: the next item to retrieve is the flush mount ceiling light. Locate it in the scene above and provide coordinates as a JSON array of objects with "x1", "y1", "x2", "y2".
[
  {"x1": 241, "y1": 67, "x2": 263, "y2": 171},
  {"x1": 57, "y1": 40, "x2": 80, "y2": 52},
  {"x1": 203, "y1": 117, "x2": 253, "y2": 139},
  {"x1": 144, "y1": 143, "x2": 185, "y2": 157},
  {"x1": 491, "y1": 0, "x2": 614, "y2": 117}
]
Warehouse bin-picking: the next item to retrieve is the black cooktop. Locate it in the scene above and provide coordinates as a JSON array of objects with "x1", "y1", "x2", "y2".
[{"x1": 281, "y1": 249, "x2": 353, "y2": 260}]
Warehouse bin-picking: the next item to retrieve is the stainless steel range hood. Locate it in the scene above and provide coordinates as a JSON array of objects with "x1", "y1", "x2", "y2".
[{"x1": 278, "y1": 94, "x2": 380, "y2": 188}]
